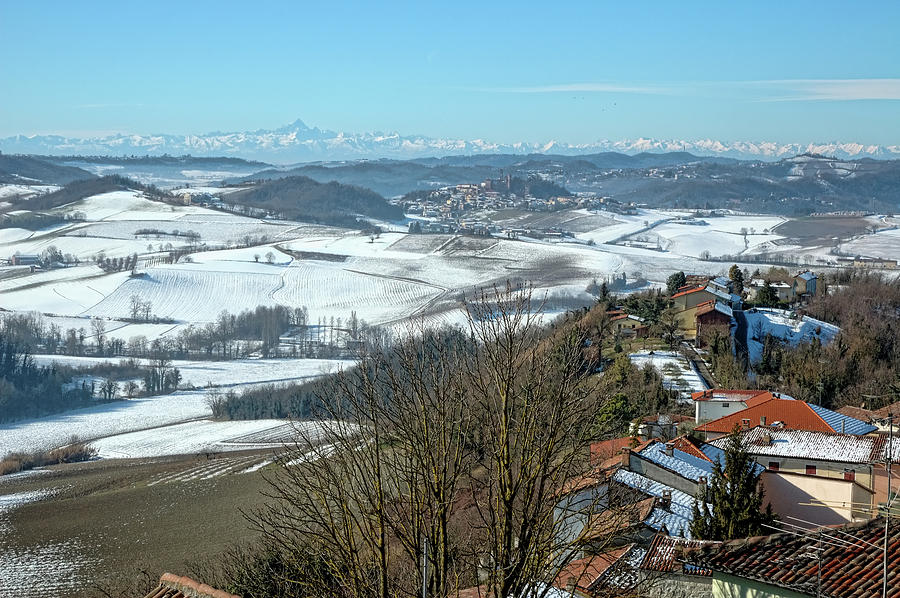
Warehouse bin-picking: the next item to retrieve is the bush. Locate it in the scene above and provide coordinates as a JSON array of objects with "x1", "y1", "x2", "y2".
[{"x1": 0, "y1": 437, "x2": 97, "y2": 476}]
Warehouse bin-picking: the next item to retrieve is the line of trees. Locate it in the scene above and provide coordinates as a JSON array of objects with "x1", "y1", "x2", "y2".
[
  {"x1": 0, "y1": 305, "x2": 369, "y2": 362},
  {"x1": 0, "y1": 336, "x2": 90, "y2": 422}
]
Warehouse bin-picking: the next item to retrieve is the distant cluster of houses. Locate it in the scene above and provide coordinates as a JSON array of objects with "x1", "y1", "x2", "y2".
[
  {"x1": 400, "y1": 181, "x2": 605, "y2": 238},
  {"x1": 544, "y1": 388, "x2": 900, "y2": 597}
]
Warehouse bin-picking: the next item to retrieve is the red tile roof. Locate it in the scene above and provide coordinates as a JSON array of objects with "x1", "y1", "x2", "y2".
[
  {"x1": 837, "y1": 405, "x2": 876, "y2": 422},
  {"x1": 590, "y1": 437, "x2": 637, "y2": 465},
  {"x1": 873, "y1": 401, "x2": 900, "y2": 419},
  {"x1": 671, "y1": 285, "x2": 708, "y2": 299},
  {"x1": 694, "y1": 300, "x2": 717, "y2": 316},
  {"x1": 640, "y1": 533, "x2": 716, "y2": 575},
  {"x1": 144, "y1": 574, "x2": 240, "y2": 598},
  {"x1": 553, "y1": 546, "x2": 634, "y2": 593},
  {"x1": 695, "y1": 398, "x2": 833, "y2": 434},
  {"x1": 671, "y1": 436, "x2": 714, "y2": 462},
  {"x1": 683, "y1": 518, "x2": 900, "y2": 598},
  {"x1": 581, "y1": 497, "x2": 658, "y2": 541}
]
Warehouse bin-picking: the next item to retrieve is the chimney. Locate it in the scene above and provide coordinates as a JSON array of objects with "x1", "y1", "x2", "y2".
[
  {"x1": 698, "y1": 476, "x2": 707, "y2": 486},
  {"x1": 660, "y1": 489, "x2": 672, "y2": 510},
  {"x1": 565, "y1": 576, "x2": 577, "y2": 594},
  {"x1": 620, "y1": 447, "x2": 631, "y2": 469},
  {"x1": 664, "y1": 442, "x2": 674, "y2": 457},
  {"x1": 841, "y1": 419, "x2": 846, "y2": 434},
  {"x1": 762, "y1": 433, "x2": 773, "y2": 445},
  {"x1": 760, "y1": 416, "x2": 767, "y2": 426}
]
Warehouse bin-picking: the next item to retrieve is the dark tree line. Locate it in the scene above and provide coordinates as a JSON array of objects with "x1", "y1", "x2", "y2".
[
  {"x1": 0, "y1": 336, "x2": 91, "y2": 422},
  {"x1": 227, "y1": 175, "x2": 403, "y2": 228}
]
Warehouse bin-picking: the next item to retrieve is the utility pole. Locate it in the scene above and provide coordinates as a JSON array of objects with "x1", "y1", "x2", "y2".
[{"x1": 884, "y1": 413, "x2": 893, "y2": 598}]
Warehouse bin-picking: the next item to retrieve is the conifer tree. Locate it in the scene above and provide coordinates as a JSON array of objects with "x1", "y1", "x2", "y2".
[
  {"x1": 666, "y1": 271, "x2": 686, "y2": 296},
  {"x1": 690, "y1": 428, "x2": 775, "y2": 540},
  {"x1": 728, "y1": 264, "x2": 745, "y2": 295}
]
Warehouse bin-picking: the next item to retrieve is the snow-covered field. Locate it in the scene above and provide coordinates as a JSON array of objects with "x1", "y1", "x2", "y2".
[
  {"x1": 629, "y1": 350, "x2": 709, "y2": 401},
  {"x1": 92, "y1": 419, "x2": 291, "y2": 458},
  {"x1": 29, "y1": 355, "x2": 349, "y2": 389},
  {"x1": 0, "y1": 356, "x2": 349, "y2": 459},
  {"x1": 0, "y1": 185, "x2": 884, "y2": 467},
  {"x1": 743, "y1": 308, "x2": 840, "y2": 364},
  {"x1": 840, "y1": 228, "x2": 900, "y2": 261}
]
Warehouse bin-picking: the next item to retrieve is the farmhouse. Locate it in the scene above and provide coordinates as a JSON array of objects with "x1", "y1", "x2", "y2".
[
  {"x1": 694, "y1": 300, "x2": 733, "y2": 344},
  {"x1": 671, "y1": 285, "x2": 740, "y2": 340},
  {"x1": 9, "y1": 253, "x2": 40, "y2": 266},
  {"x1": 712, "y1": 427, "x2": 878, "y2": 525},
  {"x1": 610, "y1": 313, "x2": 649, "y2": 337},
  {"x1": 792, "y1": 270, "x2": 817, "y2": 298}
]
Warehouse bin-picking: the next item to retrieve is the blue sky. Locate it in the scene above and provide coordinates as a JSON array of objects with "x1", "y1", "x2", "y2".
[{"x1": 1, "y1": 1, "x2": 898, "y2": 144}]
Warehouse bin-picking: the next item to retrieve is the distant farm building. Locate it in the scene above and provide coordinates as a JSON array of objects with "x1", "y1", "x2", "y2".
[{"x1": 10, "y1": 254, "x2": 40, "y2": 266}]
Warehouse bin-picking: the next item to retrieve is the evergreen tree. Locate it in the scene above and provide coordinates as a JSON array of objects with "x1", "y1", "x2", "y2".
[
  {"x1": 756, "y1": 280, "x2": 779, "y2": 307},
  {"x1": 666, "y1": 271, "x2": 686, "y2": 296},
  {"x1": 690, "y1": 429, "x2": 775, "y2": 540},
  {"x1": 728, "y1": 264, "x2": 745, "y2": 295}
]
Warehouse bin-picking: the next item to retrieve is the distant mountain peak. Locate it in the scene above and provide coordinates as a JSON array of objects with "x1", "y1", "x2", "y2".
[{"x1": 1, "y1": 120, "x2": 897, "y2": 163}]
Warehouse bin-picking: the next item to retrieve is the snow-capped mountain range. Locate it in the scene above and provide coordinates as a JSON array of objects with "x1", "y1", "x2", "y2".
[{"x1": 2, "y1": 119, "x2": 898, "y2": 163}]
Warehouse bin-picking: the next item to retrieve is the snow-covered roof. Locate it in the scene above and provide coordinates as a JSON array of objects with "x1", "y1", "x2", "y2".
[
  {"x1": 705, "y1": 285, "x2": 742, "y2": 304},
  {"x1": 714, "y1": 302, "x2": 733, "y2": 317},
  {"x1": 797, "y1": 271, "x2": 817, "y2": 282},
  {"x1": 612, "y1": 469, "x2": 698, "y2": 538},
  {"x1": 705, "y1": 286, "x2": 731, "y2": 301},
  {"x1": 714, "y1": 427, "x2": 877, "y2": 464},
  {"x1": 636, "y1": 441, "x2": 716, "y2": 482},
  {"x1": 709, "y1": 276, "x2": 731, "y2": 289}
]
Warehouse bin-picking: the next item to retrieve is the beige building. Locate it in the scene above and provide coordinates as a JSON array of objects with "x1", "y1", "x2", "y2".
[{"x1": 713, "y1": 427, "x2": 877, "y2": 525}]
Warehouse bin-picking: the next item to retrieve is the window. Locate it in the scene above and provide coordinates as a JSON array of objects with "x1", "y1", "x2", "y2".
[
  {"x1": 722, "y1": 402, "x2": 730, "y2": 408},
  {"x1": 844, "y1": 470, "x2": 856, "y2": 482},
  {"x1": 768, "y1": 462, "x2": 780, "y2": 471},
  {"x1": 806, "y1": 465, "x2": 817, "y2": 475}
]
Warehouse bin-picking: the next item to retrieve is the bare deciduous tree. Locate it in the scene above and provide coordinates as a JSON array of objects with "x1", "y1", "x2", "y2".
[{"x1": 246, "y1": 285, "x2": 616, "y2": 598}]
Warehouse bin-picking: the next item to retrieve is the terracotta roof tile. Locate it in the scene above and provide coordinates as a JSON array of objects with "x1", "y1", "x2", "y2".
[
  {"x1": 683, "y1": 518, "x2": 900, "y2": 597},
  {"x1": 553, "y1": 546, "x2": 634, "y2": 593},
  {"x1": 837, "y1": 405, "x2": 875, "y2": 422},
  {"x1": 671, "y1": 285, "x2": 708, "y2": 299},
  {"x1": 694, "y1": 398, "x2": 876, "y2": 436},
  {"x1": 640, "y1": 533, "x2": 717, "y2": 575},
  {"x1": 590, "y1": 437, "x2": 637, "y2": 465},
  {"x1": 873, "y1": 401, "x2": 900, "y2": 419}
]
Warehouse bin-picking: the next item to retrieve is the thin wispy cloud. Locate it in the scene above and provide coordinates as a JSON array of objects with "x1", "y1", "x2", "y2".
[
  {"x1": 752, "y1": 79, "x2": 900, "y2": 102},
  {"x1": 481, "y1": 79, "x2": 900, "y2": 101}
]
